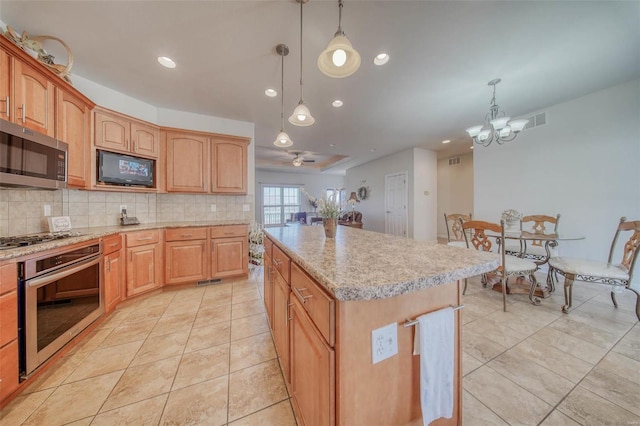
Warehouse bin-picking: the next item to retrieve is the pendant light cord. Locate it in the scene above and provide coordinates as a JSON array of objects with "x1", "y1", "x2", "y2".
[
  {"x1": 299, "y1": 0, "x2": 304, "y2": 102},
  {"x1": 337, "y1": 0, "x2": 343, "y2": 35},
  {"x1": 281, "y1": 50, "x2": 285, "y2": 129}
]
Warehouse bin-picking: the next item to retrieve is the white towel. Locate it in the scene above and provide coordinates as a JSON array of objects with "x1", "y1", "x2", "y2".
[{"x1": 413, "y1": 307, "x2": 454, "y2": 425}]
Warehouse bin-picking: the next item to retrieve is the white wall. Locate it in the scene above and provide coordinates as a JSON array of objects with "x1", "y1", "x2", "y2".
[
  {"x1": 437, "y1": 153, "x2": 474, "y2": 239},
  {"x1": 475, "y1": 79, "x2": 640, "y2": 287},
  {"x1": 413, "y1": 148, "x2": 438, "y2": 241},
  {"x1": 254, "y1": 170, "x2": 344, "y2": 223}
]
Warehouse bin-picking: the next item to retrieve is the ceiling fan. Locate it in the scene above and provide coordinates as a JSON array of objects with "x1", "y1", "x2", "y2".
[{"x1": 290, "y1": 152, "x2": 315, "y2": 167}]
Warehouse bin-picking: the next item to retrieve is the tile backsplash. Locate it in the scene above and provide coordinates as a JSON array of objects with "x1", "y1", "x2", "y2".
[{"x1": 0, "y1": 189, "x2": 253, "y2": 237}]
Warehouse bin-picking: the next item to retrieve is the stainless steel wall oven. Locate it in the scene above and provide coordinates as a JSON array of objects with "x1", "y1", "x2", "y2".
[{"x1": 18, "y1": 241, "x2": 102, "y2": 377}]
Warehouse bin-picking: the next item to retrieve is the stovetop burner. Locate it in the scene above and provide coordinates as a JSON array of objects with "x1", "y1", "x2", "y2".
[{"x1": 0, "y1": 232, "x2": 84, "y2": 250}]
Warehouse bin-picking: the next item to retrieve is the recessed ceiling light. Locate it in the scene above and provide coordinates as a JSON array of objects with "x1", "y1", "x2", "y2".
[
  {"x1": 373, "y1": 53, "x2": 389, "y2": 66},
  {"x1": 470, "y1": 146, "x2": 474, "y2": 149},
  {"x1": 370, "y1": 148, "x2": 376, "y2": 152},
  {"x1": 157, "y1": 56, "x2": 176, "y2": 69},
  {"x1": 329, "y1": 143, "x2": 336, "y2": 147},
  {"x1": 265, "y1": 88, "x2": 277, "y2": 97},
  {"x1": 442, "y1": 140, "x2": 451, "y2": 144},
  {"x1": 332, "y1": 100, "x2": 343, "y2": 107}
]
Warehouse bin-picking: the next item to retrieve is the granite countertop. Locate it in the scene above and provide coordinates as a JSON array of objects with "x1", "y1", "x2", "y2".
[
  {"x1": 265, "y1": 225, "x2": 500, "y2": 301},
  {"x1": 0, "y1": 220, "x2": 250, "y2": 260}
]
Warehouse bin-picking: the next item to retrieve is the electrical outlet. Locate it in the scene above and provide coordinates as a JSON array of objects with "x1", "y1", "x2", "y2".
[
  {"x1": 43, "y1": 204, "x2": 51, "y2": 217},
  {"x1": 210, "y1": 204, "x2": 217, "y2": 212},
  {"x1": 120, "y1": 205, "x2": 127, "y2": 214},
  {"x1": 371, "y1": 322, "x2": 398, "y2": 364},
  {"x1": 243, "y1": 204, "x2": 250, "y2": 212}
]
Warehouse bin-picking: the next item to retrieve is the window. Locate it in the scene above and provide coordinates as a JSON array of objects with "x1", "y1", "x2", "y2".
[{"x1": 262, "y1": 185, "x2": 301, "y2": 226}]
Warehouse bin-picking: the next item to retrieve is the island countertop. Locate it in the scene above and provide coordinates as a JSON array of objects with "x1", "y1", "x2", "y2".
[{"x1": 265, "y1": 225, "x2": 500, "y2": 301}]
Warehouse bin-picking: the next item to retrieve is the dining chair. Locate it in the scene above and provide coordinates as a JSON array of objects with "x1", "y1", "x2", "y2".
[
  {"x1": 444, "y1": 213, "x2": 472, "y2": 248},
  {"x1": 462, "y1": 220, "x2": 539, "y2": 311},
  {"x1": 505, "y1": 214, "x2": 561, "y2": 263},
  {"x1": 548, "y1": 217, "x2": 640, "y2": 321}
]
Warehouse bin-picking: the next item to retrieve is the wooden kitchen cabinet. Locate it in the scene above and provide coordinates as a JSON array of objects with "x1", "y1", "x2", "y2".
[
  {"x1": 56, "y1": 88, "x2": 92, "y2": 188},
  {"x1": 290, "y1": 295, "x2": 335, "y2": 426},
  {"x1": 94, "y1": 108, "x2": 160, "y2": 159},
  {"x1": 164, "y1": 227, "x2": 208, "y2": 285},
  {"x1": 103, "y1": 234, "x2": 124, "y2": 314},
  {"x1": 210, "y1": 225, "x2": 248, "y2": 279},
  {"x1": 125, "y1": 230, "x2": 163, "y2": 297},
  {"x1": 211, "y1": 137, "x2": 248, "y2": 194},
  {"x1": 273, "y1": 270, "x2": 291, "y2": 385},
  {"x1": 263, "y1": 238, "x2": 274, "y2": 326},
  {"x1": 164, "y1": 130, "x2": 209, "y2": 193},
  {"x1": 13, "y1": 59, "x2": 56, "y2": 137},
  {"x1": 0, "y1": 261, "x2": 19, "y2": 404},
  {"x1": 0, "y1": 47, "x2": 10, "y2": 121}
]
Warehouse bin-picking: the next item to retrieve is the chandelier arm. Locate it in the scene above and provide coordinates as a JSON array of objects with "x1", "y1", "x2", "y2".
[{"x1": 496, "y1": 131, "x2": 518, "y2": 143}]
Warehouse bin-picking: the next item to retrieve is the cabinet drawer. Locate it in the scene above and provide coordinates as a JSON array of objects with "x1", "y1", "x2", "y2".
[
  {"x1": 0, "y1": 339, "x2": 19, "y2": 402},
  {"x1": 165, "y1": 227, "x2": 208, "y2": 241},
  {"x1": 102, "y1": 234, "x2": 122, "y2": 255},
  {"x1": 210, "y1": 225, "x2": 247, "y2": 239},
  {"x1": 291, "y1": 262, "x2": 335, "y2": 346},
  {"x1": 264, "y1": 237, "x2": 273, "y2": 259},
  {"x1": 125, "y1": 230, "x2": 160, "y2": 247},
  {"x1": 0, "y1": 262, "x2": 17, "y2": 295},
  {"x1": 272, "y1": 245, "x2": 291, "y2": 284},
  {"x1": 0, "y1": 291, "x2": 17, "y2": 347}
]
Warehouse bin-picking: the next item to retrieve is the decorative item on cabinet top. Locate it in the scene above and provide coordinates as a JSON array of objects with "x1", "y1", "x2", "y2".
[{"x1": 2, "y1": 25, "x2": 74, "y2": 83}]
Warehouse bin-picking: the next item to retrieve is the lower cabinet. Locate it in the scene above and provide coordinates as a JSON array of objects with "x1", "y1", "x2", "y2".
[
  {"x1": 103, "y1": 234, "x2": 124, "y2": 314},
  {"x1": 165, "y1": 228, "x2": 208, "y2": 285},
  {"x1": 290, "y1": 295, "x2": 335, "y2": 426},
  {"x1": 272, "y1": 271, "x2": 291, "y2": 385},
  {"x1": 0, "y1": 261, "x2": 19, "y2": 403},
  {"x1": 210, "y1": 225, "x2": 248, "y2": 279},
  {"x1": 263, "y1": 252, "x2": 273, "y2": 327},
  {"x1": 125, "y1": 230, "x2": 162, "y2": 297}
]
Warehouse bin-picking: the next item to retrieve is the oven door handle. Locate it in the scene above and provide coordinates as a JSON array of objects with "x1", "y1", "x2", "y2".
[{"x1": 26, "y1": 256, "x2": 101, "y2": 289}]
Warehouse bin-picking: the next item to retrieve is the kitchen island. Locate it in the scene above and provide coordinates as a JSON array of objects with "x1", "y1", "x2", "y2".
[{"x1": 263, "y1": 225, "x2": 499, "y2": 426}]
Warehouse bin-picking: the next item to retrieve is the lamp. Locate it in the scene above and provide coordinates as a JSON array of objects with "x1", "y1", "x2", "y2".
[
  {"x1": 318, "y1": 0, "x2": 361, "y2": 78},
  {"x1": 273, "y1": 44, "x2": 293, "y2": 148},
  {"x1": 347, "y1": 191, "x2": 359, "y2": 211},
  {"x1": 465, "y1": 78, "x2": 529, "y2": 147},
  {"x1": 289, "y1": 0, "x2": 315, "y2": 126}
]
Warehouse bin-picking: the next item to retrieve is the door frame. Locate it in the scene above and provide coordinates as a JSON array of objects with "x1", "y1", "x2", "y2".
[{"x1": 384, "y1": 171, "x2": 409, "y2": 237}]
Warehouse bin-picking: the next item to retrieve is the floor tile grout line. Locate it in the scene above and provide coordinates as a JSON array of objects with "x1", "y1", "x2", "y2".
[{"x1": 462, "y1": 389, "x2": 512, "y2": 426}]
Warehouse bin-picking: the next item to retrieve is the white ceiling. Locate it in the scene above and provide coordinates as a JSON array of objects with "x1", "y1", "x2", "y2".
[{"x1": 2, "y1": 1, "x2": 638, "y2": 174}]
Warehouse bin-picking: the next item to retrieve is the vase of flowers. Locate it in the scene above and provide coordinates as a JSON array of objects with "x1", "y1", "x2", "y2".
[
  {"x1": 302, "y1": 188, "x2": 342, "y2": 238},
  {"x1": 501, "y1": 209, "x2": 523, "y2": 232}
]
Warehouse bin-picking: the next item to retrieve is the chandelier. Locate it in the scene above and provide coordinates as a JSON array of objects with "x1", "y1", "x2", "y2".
[
  {"x1": 273, "y1": 44, "x2": 293, "y2": 147},
  {"x1": 289, "y1": 0, "x2": 315, "y2": 126},
  {"x1": 317, "y1": 0, "x2": 361, "y2": 78},
  {"x1": 466, "y1": 79, "x2": 529, "y2": 147}
]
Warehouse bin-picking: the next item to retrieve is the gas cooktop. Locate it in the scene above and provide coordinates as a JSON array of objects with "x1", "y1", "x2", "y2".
[{"x1": 0, "y1": 232, "x2": 84, "y2": 250}]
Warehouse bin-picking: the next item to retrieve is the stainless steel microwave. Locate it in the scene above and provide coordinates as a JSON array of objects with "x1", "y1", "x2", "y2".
[{"x1": 0, "y1": 119, "x2": 67, "y2": 189}]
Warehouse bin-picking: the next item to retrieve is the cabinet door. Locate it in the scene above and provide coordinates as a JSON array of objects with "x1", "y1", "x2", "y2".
[
  {"x1": 165, "y1": 240, "x2": 208, "y2": 284},
  {"x1": 211, "y1": 139, "x2": 247, "y2": 194},
  {"x1": 211, "y1": 236, "x2": 248, "y2": 279},
  {"x1": 104, "y1": 250, "x2": 124, "y2": 313},
  {"x1": 126, "y1": 243, "x2": 162, "y2": 297},
  {"x1": 0, "y1": 340, "x2": 19, "y2": 402},
  {"x1": 56, "y1": 89, "x2": 91, "y2": 188},
  {"x1": 273, "y1": 271, "x2": 290, "y2": 384},
  {"x1": 0, "y1": 48, "x2": 10, "y2": 121},
  {"x1": 290, "y1": 296, "x2": 335, "y2": 426},
  {"x1": 131, "y1": 120, "x2": 160, "y2": 159},
  {"x1": 0, "y1": 291, "x2": 17, "y2": 348},
  {"x1": 263, "y1": 253, "x2": 274, "y2": 327},
  {"x1": 165, "y1": 132, "x2": 209, "y2": 193},
  {"x1": 13, "y1": 60, "x2": 55, "y2": 137},
  {"x1": 94, "y1": 110, "x2": 131, "y2": 153}
]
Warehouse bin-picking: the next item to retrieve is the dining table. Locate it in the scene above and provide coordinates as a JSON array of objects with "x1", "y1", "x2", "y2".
[{"x1": 486, "y1": 230, "x2": 585, "y2": 303}]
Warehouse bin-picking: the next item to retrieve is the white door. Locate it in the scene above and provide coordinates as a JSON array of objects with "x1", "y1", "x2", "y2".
[{"x1": 385, "y1": 172, "x2": 408, "y2": 237}]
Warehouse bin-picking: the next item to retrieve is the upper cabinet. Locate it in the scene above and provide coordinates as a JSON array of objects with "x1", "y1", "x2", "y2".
[
  {"x1": 0, "y1": 36, "x2": 95, "y2": 188},
  {"x1": 13, "y1": 59, "x2": 56, "y2": 137},
  {"x1": 211, "y1": 137, "x2": 248, "y2": 194},
  {"x1": 164, "y1": 129, "x2": 249, "y2": 194},
  {"x1": 94, "y1": 108, "x2": 160, "y2": 159}
]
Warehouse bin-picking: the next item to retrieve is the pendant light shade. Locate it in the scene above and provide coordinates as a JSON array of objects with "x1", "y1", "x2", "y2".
[
  {"x1": 318, "y1": 0, "x2": 360, "y2": 78},
  {"x1": 273, "y1": 44, "x2": 293, "y2": 148},
  {"x1": 289, "y1": 0, "x2": 315, "y2": 127}
]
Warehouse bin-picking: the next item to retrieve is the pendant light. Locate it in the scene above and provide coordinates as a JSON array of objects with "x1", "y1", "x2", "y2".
[
  {"x1": 318, "y1": 0, "x2": 361, "y2": 78},
  {"x1": 289, "y1": 0, "x2": 315, "y2": 126},
  {"x1": 273, "y1": 44, "x2": 293, "y2": 147}
]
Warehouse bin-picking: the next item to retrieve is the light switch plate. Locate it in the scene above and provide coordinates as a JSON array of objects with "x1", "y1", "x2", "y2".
[
  {"x1": 210, "y1": 204, "x2": 217, "y2": 212},
  {"x1": 243, "y1": 204, "x2": 250, "y2": 212}
]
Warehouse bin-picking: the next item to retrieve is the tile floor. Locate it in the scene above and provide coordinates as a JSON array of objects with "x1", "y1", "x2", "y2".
[{"x1": 0, "y1": 267, "x2": 638, "y2": 425}]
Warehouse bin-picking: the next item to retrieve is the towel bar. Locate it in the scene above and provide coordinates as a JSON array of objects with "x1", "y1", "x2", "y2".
[{"x1": 402, "y1": 305, "x2": 464, "y2": 327}]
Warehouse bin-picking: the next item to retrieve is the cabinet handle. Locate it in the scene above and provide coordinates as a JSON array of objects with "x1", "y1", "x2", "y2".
[
  {"x1": 0, "y1": 96, "x2": 8, "y2": 117},
  {"x1": 130, "y1": 252, "x2": 133, "y2": 262},
  {"x1": 181, "y1": 234, "x2": 193, "y2": 238},
  {"x1": 20, "y1": 103, "x2": 26, "y2": 122},
  {"x1": 132, "y1": 140, "x2": 136, "y2": 151},
  {"x1": 287, "y1": 303, "x2": 294, "y2": 321},
  {"x1": 137, "y1": 236, "x2": 153, "y2": 241},
  {"x1": 274, "y1": 259, "x2": 282, "y2": 265},
  {"x1": 107, "y1": 259, "x2": 111, "y2": 272},
  {"x1": 109, "y1": 243, "x2": 119, "y2": 248},
  {"x1": 211, "y1": 241, "x2": 215, "y2": 252},
  {"x1": 292, "y1": 286, "x2": 312, "y2": 304},
  {"x1": 224, "y1": 232, "x2": 234, "y2": 235}
]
